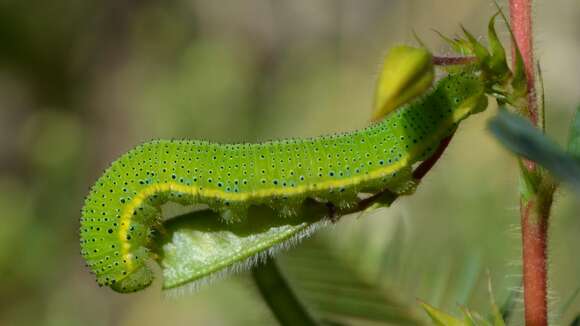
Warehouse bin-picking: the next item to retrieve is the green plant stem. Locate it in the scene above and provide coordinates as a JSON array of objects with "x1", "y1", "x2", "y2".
[
  {"x1": 509, "y1": 1, "x2": 552, "y2": 325},
  {"x1": 252, "y1": 259, "x2": 318, "y2": 326}
]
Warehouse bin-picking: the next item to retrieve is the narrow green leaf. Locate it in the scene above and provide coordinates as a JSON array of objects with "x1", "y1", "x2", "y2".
[
  {"x1": 486, "y1": 13, "x2": 509, "y2": 81},
  {"x1": 498, "y1": 290, "x2": 517, "y2": 325},
  {"x1": 537, "y1": 62, "x2": 546, "y2": 131},
  {"x1": 510, "y1": 44, "x2": 527, "y2": 97},
  {"x1": 486, "y1": 275, "x2": 506, "y2": 326},
  {"x1": 496, "y1": 12, "x2": 526, "y2": 95},
  {"x1": 488, "y1": 110, "x2": 580, "y2": 192},
  {"x1": 433, "y1": 30, "x2": 474, "y2": 56},
  {"x1": 460, "y1": 25, "x2": 490, "y2": 63},
  {"x1": 460, "y1": 306, "x2": 492, "y2": 326},
  {"x1": 567, "y1": 105, "x2": 580, "y2": 158},
  {"x1": 459, "y1": 307, "x2": 478, "y2": 326},
  {"x1": 489, "y1": 2, "x2": 527, "y2": 97},
  {"x1": 420, "y1": 302, "x2": 466, "y2": 326},
  {"x1": 517, "y1": 158, "x2": 539, "y2": 200}
]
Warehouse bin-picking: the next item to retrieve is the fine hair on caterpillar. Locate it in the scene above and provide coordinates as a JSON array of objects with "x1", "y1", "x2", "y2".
[{"x1": 80, "y1": 71, "x2": 488, "y2": 293}]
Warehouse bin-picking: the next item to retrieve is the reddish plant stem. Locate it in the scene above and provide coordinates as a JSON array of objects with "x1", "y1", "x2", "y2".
[
  {"x1": 520, "y1": 200, "x2": 549, "y2": 326},
  {"x1": 510, "y1": 0, "x2": 538, "y2": 127},
  {"x1": 432, "y1": 56, "x2": 477, "y2": 66},
  {"x1": 510, "y1": 1, "x2": 549, "y2": 325},
  {"x1": 412, "y1": 136, "x2": 452, "y2": 180}
]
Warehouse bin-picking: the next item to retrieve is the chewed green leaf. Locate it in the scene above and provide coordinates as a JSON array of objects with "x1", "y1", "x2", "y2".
[
  {"x1": 420, "y1": 302, "x2": 466, "y2": 326},
  {"x1": 154, "y1": 203, "x2": 329, "y2": 292},
  {"x1": 371, "y1": 45, "x2": 434, "y2": 122},
  {"x1": 567, "y1": 105, "x2": 580, "y2": 158},
  {"x1": 489, "y1": 109, "x2": 580, "y2": 192}
]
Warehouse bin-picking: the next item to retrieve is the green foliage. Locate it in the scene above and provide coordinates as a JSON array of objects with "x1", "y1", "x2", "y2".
[
  {"x1": 567, "y1": 106, "x2": 580, "y2": 158},
  {"x1": 420, "y1": 302, "x2": 466, "y2": 326},
  {"x1": 437, "y1": 11, "x2": 527, "y2": 108},
  {"x1": 485, "y1": 13, "x2": 509, "y2": 84},
  {"x1": 281, "y1": 236, "x2": 425, "y2": 325},
  {"x1": 489, "y1": 109, "x2": 580, "y2": 193},
  {"x1": 276, "y1": 209, "x2": 521, "y2": 326},
  {"x1": 420, "y1": 281, "x2": 507, "y2": 326}
]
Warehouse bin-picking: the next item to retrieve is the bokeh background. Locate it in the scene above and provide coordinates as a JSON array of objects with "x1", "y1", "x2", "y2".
[{"x1": 0, "y1": 0, "x2": 579, "y2": 325}]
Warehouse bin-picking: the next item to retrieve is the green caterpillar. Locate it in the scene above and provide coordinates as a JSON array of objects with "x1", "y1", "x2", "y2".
[{"x1": 80, "y1": 71, "x2": 487, "y2": 293}]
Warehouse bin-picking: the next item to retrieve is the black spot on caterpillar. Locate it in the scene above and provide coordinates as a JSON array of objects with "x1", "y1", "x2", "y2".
[{"x1": 80, "y1": 72, "x2": 487, "y2": 292}]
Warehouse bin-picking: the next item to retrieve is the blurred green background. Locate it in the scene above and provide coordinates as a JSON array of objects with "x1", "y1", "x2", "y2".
[{"x1": 0, "y1": 0, "x2": 579, "y2": 325}]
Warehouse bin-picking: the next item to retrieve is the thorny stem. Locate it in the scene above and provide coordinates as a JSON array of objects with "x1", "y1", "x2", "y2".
[{"x1": 510, "y1": 1, "x2": 551, "y2": 325}]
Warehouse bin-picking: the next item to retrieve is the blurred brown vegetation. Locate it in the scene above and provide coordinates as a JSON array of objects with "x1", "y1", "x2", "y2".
[{"x1": 0, "y1": 0, "x2": 578, "y2": 325}]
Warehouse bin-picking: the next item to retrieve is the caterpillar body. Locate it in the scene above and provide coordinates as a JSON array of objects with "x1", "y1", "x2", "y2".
[{"x1": 80, "y1": 71, "x2": 487, "y2": 292}]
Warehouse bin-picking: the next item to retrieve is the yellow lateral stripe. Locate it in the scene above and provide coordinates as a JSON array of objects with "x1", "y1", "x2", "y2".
[
  {"x1": 118, "y1": 96, "x2": 480, "y2": 270},
  {"x1": 117, "y1": 157, "x2": 406, "y2": 270}
]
